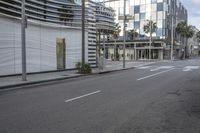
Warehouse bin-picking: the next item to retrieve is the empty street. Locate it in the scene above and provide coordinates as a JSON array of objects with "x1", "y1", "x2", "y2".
[{"x1": 1, "y1": 58, "x2": 200, "y2": 133}]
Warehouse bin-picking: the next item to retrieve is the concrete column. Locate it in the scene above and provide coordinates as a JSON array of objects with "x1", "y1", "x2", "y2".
[{"x1": 160, "y1": 50, "x2": 163, "y2": 60}]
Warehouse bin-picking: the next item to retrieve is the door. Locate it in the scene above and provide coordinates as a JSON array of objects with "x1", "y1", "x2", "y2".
[{"x1": 56, "y1": 38, "x2": 66, "y2": 70}]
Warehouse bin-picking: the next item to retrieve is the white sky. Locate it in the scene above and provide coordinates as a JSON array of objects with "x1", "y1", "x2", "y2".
[{"x1": 180, "y1": 0, "x2": 200, "y2": 29}]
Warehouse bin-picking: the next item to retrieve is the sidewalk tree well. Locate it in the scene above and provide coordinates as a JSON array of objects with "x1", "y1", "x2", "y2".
[
  {"x1": 76, "y1": 62, "x2": 91, "y2": 74},
  {"x1": 176, "y1": 21, "x2": 194, "y2": 58}
]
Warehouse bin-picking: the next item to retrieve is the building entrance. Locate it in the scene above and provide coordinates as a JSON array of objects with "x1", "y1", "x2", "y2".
[
  {"x1": 138, "y1": 49, "x2": 149, "y2": 59},
  {"x1": 56, "y1": 38, "x2": 66, "y2": 70},
  {"x1": 137, "y1": 49, "x2": 160, "y2": 60}
]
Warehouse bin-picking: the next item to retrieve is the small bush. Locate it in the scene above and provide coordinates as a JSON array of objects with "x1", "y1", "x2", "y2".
[{"x1": 76, "y1": 62, "x2": 91, "y2": 74}]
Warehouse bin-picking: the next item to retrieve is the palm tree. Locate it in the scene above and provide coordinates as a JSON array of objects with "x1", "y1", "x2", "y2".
[
  {"x1": 128, "y1": 29, "x2": 138, "y2": 40},
  {"x1": 112, "y1": 23, "x2": 121, "y2": 61},
  {"x1": 176, "y1": 21, "x2": 194, "y2": 58},
  {"x1": 143, "y1": 20, "x2": 157, "y2": 59}
]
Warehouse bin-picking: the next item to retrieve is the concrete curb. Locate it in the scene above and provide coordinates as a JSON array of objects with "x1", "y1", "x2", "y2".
[
  {"x1": 0, "y1": 74, "x2": 84, "y2": 90},
  {"x1": 0, "y1": 62, "x2": 156, "y2": 90},
  {"x1": 98, "y1": 67, "x2": 136, "y2": 74},
  {"x1": 0, "y1": 67, "x2": 137, "y2": 90}
]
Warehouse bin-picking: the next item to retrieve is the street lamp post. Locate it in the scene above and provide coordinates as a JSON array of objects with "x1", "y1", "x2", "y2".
[
  {"x1": 82, "y1": 0, "x2": 85, "y2": 64},
  {"x1": 103, "y1": 33, "x2": 106, "y2": 69},
  {"x1": 170, "y1": 10, "x2": 174, "y2": 61},
  {"x1": 21, "y1": 0, "x2": 27, "y2": 81},
  {"x1": 149, "y1": 16, "x2": 152, "y2": 60},
  {"x1": 168, "y1": 4, "x2": 174, "y2": 61},
  {"x1": 123, "y1": 0, "x2": 126, "y2": 68}
]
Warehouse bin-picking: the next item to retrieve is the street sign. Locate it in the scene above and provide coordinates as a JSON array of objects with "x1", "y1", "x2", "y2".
[{"x1": 118, "y1": 15, "x2": 134, "y2": 20}]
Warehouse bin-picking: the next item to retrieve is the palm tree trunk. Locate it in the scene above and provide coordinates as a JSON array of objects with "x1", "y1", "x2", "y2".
[
  {"x1": 114, "y1": 39, "x2": 116, "y2": 61},
  {"x1": 185, "y1": 38, "x2": 188, "y2": 58}
]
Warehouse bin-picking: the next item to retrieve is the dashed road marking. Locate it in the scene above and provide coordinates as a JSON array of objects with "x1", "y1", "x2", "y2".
[
  {"x1": 182, "y1": 66, "x2": 199, "y2": 71},
  {"x1": 65, "y1": 90, "x2": 101, "y2": 103},
  {"x1": 137, "y1": 68, "x2": 175, "y2": 81},
  {"x1": 150, "y1": 66, "x2": 174, "y2": 71},
  {"x1": 137, "y1": 65, "x2": 200, "y2": 72}
]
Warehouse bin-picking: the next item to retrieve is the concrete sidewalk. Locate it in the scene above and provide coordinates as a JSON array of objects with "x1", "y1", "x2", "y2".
[{"x1": 0, "y1": 61, "x2": 156, "y2": 89}]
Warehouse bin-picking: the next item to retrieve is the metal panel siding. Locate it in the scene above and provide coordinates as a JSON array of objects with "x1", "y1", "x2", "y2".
[{"x1": 0, "y1": 16, "x2": 87, "y2": 75}]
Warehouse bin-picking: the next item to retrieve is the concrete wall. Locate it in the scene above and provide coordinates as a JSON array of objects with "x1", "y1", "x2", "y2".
[{"x1": 0, "y1": 16, "x2": 88, "y2": 75}]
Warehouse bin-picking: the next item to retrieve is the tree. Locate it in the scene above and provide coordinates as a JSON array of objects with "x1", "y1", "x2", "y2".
[
  {"x1": 112, "y1": 23, "x2": 121, "y2": 61},
  {"x1": 58, "y1": 5, "x2": 74, "y2": 25},
  {"x1": 143, "y1": 20, "x2": 157, "y2": 59},
  {"x1": 128, "y1": 29, "x2": 138, "y2": 40},
  {"x1": 143, "y1": 20, "x2": 157, "y2": 35},
  {"x1": 196, "y1": 31, "x2": 200, "y2": 42},
  {"x1": 176, "y1": 21, "x2": 194, "y2": 58}
]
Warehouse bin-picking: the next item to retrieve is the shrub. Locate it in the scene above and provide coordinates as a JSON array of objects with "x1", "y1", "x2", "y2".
[{"x1": 76, "y1": 62, "x2": 91, "y2": 74}]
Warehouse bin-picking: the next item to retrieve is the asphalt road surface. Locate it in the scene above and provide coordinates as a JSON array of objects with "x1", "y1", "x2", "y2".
[{"x1": 1, "y1": 58, "x2": 200, "y2": 133}]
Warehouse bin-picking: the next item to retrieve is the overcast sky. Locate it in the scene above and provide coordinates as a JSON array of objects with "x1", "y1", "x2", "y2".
[{"x1": 181, "y1": 0, "x2": 200, "y2": 29}]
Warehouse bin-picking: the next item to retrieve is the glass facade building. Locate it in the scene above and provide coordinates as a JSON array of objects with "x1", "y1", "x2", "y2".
[
  {"x1": 106, "y1": 0, "x2": 187, "y2": 39},
  {"x1": 104, "y1": 0, "x2": 188, "y2": 60}
]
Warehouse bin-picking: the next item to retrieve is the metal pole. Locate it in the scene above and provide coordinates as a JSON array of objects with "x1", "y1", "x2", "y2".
[
  {"x1": 134, "y1": 43, "x2": 136, "y2": 60},
  {"x1": 82, "y1": 0, "x2": 85, "y2": 64},
  {"x1": 103, "y1": 33, "x2": 106, "y2": 69},
  {"x1": 21, "y1": 0, "x2": 27, "y2": 81},
  {"x1": 171, "y1": 14, "x2": 174, "y2": 60},
  {"x1": 123, "y1": 0, "x2": 126, "y2": 68},
  {"x1": 149, "y1": 17, "x2": 152, "y2": 60},
  {"x1": 114, "y1": 40, "x2": 116, "y2": 61}
]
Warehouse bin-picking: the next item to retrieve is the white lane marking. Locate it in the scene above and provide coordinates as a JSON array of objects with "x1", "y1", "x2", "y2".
[
  {"x1": 137, "y1": 66, "x2": 151, "y2": 69},
  {"x1": 150, "y1": 66, "x2": 174, "y2": 71},
  {"x1": 106, "y1": 65, "x2": 113, "y2": 68},
  {"x1": 65, "y1": 90, "x2": 101, "y2": 103},
  {"x1": 182, "y1": 66, "x2": 199, "y2": 71},
  {"x1": 137, "y1": 68, "x2": 175, "y2": 81}
]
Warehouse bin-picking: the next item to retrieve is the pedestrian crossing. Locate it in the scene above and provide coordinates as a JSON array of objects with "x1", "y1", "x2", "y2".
[{"x1": 137, "y1": 65, "x2": 200, "y2": 72}]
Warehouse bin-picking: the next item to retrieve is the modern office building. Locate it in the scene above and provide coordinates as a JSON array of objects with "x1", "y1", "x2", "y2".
[
  {"x1": 86, "y1": 0, "x2": 115, "y2": 66},
  {"x1": 0, "y1": 0, "x2": 115, "y2": 75},
  {"x1": 104, "y1": 0, "x2": 188, "y2": 60}
]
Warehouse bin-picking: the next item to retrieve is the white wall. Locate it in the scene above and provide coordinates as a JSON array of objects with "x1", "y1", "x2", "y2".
[{"x1": 0, "y1": 16, "x2": 88, "y2": 75}]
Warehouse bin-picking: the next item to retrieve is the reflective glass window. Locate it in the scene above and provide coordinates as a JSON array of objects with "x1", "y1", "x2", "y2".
[
  {"x1": 135, "y1": 0, "x2": 140, "y2": 5},
  {"x1": 140, "y1": 0, "x2": 146, "y2": 5},
  {"x1": 157, "y1": 20, "x2": 163, "y2": 28},
  {"x1": 140, "y1": 5, "x2": 146, "y2": 13},
  {"x1": 152, "y1": 12, "x2": 157, "y2": 20},
  {"x1": 157, "y1": 3, "x2": 163, "y2": 11},
  {"x1": 134, "y1": 21, "x2": 140, "y2": 29},
  {"x1": 135, "y1": 14, "x2": 140, "y2": 21},
  {"x1": 157, "y1": 11, "x2": 163, "y2": 20},
  {"x1": 152, "y1": 0, "x2": 157, "y2": 3},
  {"x1": 157, "y1": 28, "x2": 162, "y2": 36},
  {"x1": 157, "y1": 0, "x2": 163, "y2": 2},
  {"x1": 152, "y1": 4, "x2": 157, "y2": 11},
  {"x1": 134, "y1": 6, "x2": 140, "y2": 13},
  {"x1": 140, "y1": 13, "x2": 146, "y2": 20},
  {"x1": 146, "y1": 0, "x2": 151, "y2": 4},
  {"x1": 146, "y1": 4, "x2": 151, "y2": 12}
]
